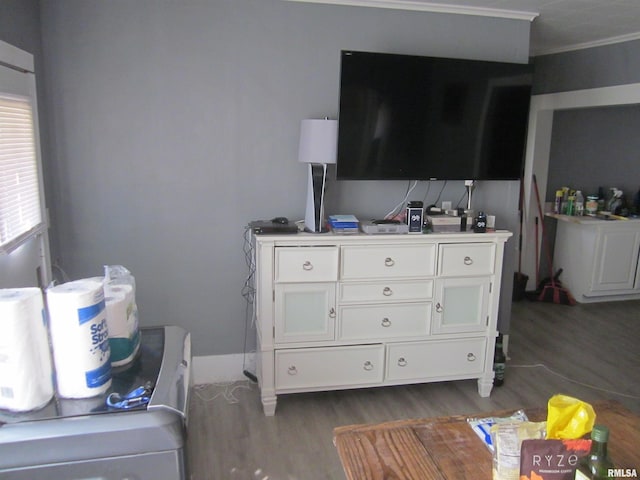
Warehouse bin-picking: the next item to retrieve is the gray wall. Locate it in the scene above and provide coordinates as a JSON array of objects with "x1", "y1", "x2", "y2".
[
  {"x1": 20, "y1": 0, "x2": 531, "y2": 357},
  {"x1": 531, "y1": 40, "x2": 640, "y2": 280},
  {"x1": 534, "y1": 41, "x2": 640, "y2": 202},
  {"x1": 547, "y1": 105, "x2": 640, "y2": 205},
  {"x1": 534, "y1": 38, "x2": 640, "y2": 94}
]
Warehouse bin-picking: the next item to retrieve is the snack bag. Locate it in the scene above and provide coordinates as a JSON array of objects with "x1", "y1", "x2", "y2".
[
  {"x1": 546, "y1": 395, "x2": 596, "y2": 440},
  {"x1": 520, "y1": 438, "x2": 592, "y2": 480},
  {"x1": 492, "y1": 421, "x2": 547, "y2": 480}
]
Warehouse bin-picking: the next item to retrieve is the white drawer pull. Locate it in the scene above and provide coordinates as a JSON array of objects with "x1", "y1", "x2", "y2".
[
  {"x1": 363, "y1": 361, "x2": 374, "y2": 371},
  {"x1": 302, "y1": 261, "x2": 313, "y2": 271},
  {"x1": 384, "y1": 257, "x2": 395, "y2": 267},
  {"x1": 464, "y1": 256, "x2": 473, "y2": 265},
  {"x1": 397, "y1": 357, "x2": 407, "y2": 367},
  {"x1": 381, "y1": 317, "x2": 392, "y2": 328},
  {"x1": 288, "y1": 365, "x2": 298, "y2": 375},
  {"x1": 435, "y1": 302, "x2": 443, "y2": 313},
  {"x1": 329, "y1": 307, "x2": 336, "y2": 319},
  {"x1": 467, "y1": 353, "x2": 476, "y2": 362},
  {"x1": 383, "y1": 287, "x2": 393, "y2": 296}
]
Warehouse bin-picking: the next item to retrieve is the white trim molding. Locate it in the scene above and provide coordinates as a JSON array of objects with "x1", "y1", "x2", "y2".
[
  {"x1": 520, "y1": 82, "x2": 640, "y2": 283},
  {"x1": 283, "y1": 0, "x2": 538, "y2": 21},
  {"x1": 0, "y1": 39, "x2": 34, "y2": 73},
  {"x1": 192, "y1": 353, "x2": 256, "y2": 385}
]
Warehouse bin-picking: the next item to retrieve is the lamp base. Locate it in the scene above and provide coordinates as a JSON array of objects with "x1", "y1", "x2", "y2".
[{"x1": 304, "y1": 163, "x2": 329, "y2": 233}]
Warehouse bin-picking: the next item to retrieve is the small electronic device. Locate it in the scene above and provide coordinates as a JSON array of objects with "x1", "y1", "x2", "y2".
[
  {"x1": 361, "y1": 221, "x2": 409, "y2": 234},
  {"x1": 406, "y1": 201, "x2": 424, "y2": 233},
  {"x1": 249, "y1": 220, "x2": 298, "y2": 234}
]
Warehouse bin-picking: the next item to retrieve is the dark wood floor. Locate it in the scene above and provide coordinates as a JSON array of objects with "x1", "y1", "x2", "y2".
[{"x1": 186, "y1": 299, "x2": 640, "y2": 480}]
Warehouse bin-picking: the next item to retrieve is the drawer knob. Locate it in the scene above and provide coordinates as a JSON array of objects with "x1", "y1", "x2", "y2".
[
  {"x1": 329, "y1": 307, "x2": 336, "y2": 319},
  {"x1": 381, "y1": 317, "x2": 392, "y2": 327},
  {"x1": 397, "y1": 357, "x2": 407, "y2": 367},
  {"x1": 464, "y1": 256, "x2": 473, "y2": 265},
  {"x1": 467, "y1": 353, "x2": 476, "y2": 362},
  {"x1": 363, "y1": 361, "x2": 374, "y2": 371},
  {"x1": 383, "y1": 287, "x2": 393, "y2": 296},
  {"x1": 435, "y1": 302, "x2": 443, "y2": 313},
  {"x1": 302, "y1": 260, "x2": 313, "y2": 271},
  {"x1": 288, "y1": 365, "x2": 298, "y2": 375},
  {"x1": 384, "y1": 257, "x2": 395, "y2": 267}
]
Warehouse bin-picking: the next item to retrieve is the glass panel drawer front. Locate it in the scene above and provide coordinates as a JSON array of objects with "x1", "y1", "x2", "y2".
[
  {"x1": 386, "y1": 338, "x2": 486, "y2": 381},
  {"x1": 341, "y1": 244, "x2": 436, "y2": 280},
  {"x1": 275, "y1": 246, "x2": 339, "y2": 283},
  {"x1": 275, "y1": 345, "x2": 384, "y2": 390},
  {"x1": 438, "y1": 243, "x2": 495, "y2": 277},
  {"x1": 339, "y1": 303, "x2": 431, "y2": 341}
]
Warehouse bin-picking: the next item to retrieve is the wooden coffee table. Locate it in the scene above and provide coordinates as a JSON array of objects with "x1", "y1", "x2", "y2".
[{"x1": 333, "y1": 400, "x2": 640, "y2": 480}]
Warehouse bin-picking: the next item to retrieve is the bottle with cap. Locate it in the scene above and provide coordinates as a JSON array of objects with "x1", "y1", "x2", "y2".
[
  {"x1": 492, "y1": 334, "x2": 506, "y2": 386},
  {"x1": 574, "y1": 425, "x2": 615, "y2": 479},
  {"x1": 575, "y1": 190, "x2": 584, "y2": 216}
]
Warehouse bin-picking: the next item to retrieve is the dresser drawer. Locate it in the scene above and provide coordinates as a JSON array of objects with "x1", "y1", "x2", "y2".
[
  {"x1": 275, "y1": 345, "x2": 384, "y2": 390},
  {"x1": 339, "y1": 303, "x2": 431, "y2": 341},
  {"x1": 341, "y1": 244, "x2": 436, "y2": 280},
  {"x1": 386, "y1": 337, "x2": 486, "y2": 381},
  {"x1": 339, "y1": 279, "x2": 433, "y2": 303},
  {"x1": 438, "y1": 243, "x2": 495, "y2": 277},
  {"x1": 275, "y1": 246, "x2": 339, "y2": 282}
]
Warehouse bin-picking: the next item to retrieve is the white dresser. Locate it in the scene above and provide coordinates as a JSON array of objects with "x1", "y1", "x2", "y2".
[{"x1": 253, "y1": 230, "x2": 512, "y2": 415}]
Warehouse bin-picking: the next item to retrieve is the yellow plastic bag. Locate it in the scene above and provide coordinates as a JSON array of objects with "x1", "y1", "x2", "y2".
[{"x1": 546, "y1": 394, "x2": 596, "y2": 440}]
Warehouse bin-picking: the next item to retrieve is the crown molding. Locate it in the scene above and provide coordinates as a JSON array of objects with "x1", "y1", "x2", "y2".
[
  {"x1": 284, "y1": 0, "x2": 538, "y2": 22},
  {"x1": 534, "y1": 31, "x2": 640, "y2": 56}
]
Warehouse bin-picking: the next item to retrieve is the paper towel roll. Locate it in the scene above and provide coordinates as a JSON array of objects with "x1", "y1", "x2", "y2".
[
  {"x1": 46, "y1": 279, "x2": 112, "y2": 398},
  {"x1": 0, "y1": 288, "x2": 54, "y2": 412},
  {"x1": 104, "y1": 284, "x2": 140, "y2": 366}
]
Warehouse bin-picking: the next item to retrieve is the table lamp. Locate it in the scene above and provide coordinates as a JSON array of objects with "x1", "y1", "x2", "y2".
[{"x1": 298, "y1": 118, "x2": 337, "y2": 233}]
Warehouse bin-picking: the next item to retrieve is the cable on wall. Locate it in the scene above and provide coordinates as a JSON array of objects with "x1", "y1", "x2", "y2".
[{"x1": 241, "y1": 226, "x2": 257, "y2": 382}]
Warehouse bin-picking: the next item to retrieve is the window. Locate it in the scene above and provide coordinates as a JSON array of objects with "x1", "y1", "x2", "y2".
[{"x1": 0, "y1": 93, "x2": 44, "y2": 253}]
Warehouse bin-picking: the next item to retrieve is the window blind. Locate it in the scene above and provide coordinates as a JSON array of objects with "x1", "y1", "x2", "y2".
[{"x1": 0, "y1": 93, "x2": 43, "y2": 252}]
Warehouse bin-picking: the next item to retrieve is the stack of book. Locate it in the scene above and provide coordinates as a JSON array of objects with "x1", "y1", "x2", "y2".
[{"x1": 328, "y1": 215, "x2": 359, "y2": 234}]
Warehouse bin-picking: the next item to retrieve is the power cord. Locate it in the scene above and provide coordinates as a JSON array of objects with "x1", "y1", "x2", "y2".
[
  {"x1": 241, "y1": 226, "x2": 257, "y2": 383},
  {"x1": 193, "y1": 381, "x2": 254, "y2": 404},
  {"x1": 384, "y1": 180, "x2": 418, "y2": 219},
  {"x1": 509, "y1": 363, "x2": 640, "y2": 400}
]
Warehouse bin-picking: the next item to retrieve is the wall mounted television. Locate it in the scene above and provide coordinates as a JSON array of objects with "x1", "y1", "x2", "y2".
[{"x1": 336, "y1": 50, "x2": 533, "y2": 181}]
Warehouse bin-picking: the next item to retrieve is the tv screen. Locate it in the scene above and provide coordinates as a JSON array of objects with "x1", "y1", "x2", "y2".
[{"x1": 336, "y1": 50, "x2": 533, "y2": 181}]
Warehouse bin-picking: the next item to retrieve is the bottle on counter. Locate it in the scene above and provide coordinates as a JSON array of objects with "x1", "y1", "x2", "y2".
[
  {"x1": 586, "y1": 195, "x2": 599, "y2": 215},
  {"x1": 493, "y1": 334, "x2": 506, "y2": 386},
  {"x1": 554, "y1": 190, "x2": 564, "y2": 214},
  {"x1": 574, "y1": 425, "x2": 615, "y2": 480},
  {"x1": 566, "y1": 193, "x2": 575, "y2": 216},
  {"x1": 575, "y1": 190, "x2": 584, "y2": 216}
]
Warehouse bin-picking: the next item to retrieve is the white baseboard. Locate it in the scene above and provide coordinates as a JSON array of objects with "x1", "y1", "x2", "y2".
[{"x1": 192, "y1": 353, "x2": 256, "y2": 385}]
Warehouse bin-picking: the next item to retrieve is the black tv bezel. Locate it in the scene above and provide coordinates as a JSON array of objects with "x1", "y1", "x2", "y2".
[{"x1": 336, "y1": 50, "x2": 533, "y2": 182}]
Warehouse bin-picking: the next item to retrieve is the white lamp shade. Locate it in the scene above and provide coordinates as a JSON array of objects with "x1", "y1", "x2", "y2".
[{"x1": 298, "y1": 119, "x2": 337, "y2": 165}]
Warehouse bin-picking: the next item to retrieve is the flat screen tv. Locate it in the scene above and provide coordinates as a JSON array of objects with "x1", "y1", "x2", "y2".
[{"x1": 336, "y1": 50, "x2": 533, "y2": 181}]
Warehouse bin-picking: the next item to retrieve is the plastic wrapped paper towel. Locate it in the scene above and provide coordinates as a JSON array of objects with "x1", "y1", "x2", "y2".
[
  {"x1": 0, "y1": 288, "x2": 54, "y2": 412},
  {"x1": 103, "y1": 265, "x2": 140, "y2": 367},
  {"x1": 46, "y1": 279, "x2": 112, "y2": 398}
]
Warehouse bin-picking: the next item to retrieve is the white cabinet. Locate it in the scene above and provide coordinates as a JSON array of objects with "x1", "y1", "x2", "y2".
[
  {"x1": 254, "y1": 231, "x2": 511, "y2": 415},
  {"x1": 274, "y1": 283, "x2": 336, "y2": 343},
  {"x1": 551, "y1": 215, "x2": 640, "y2": 303},
  {"x1": 592, "y1": 229, "x2": 640, "y2": 292},
  {"x1": 432, "y1": 277, "x2": 491, "y2": 334}
]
